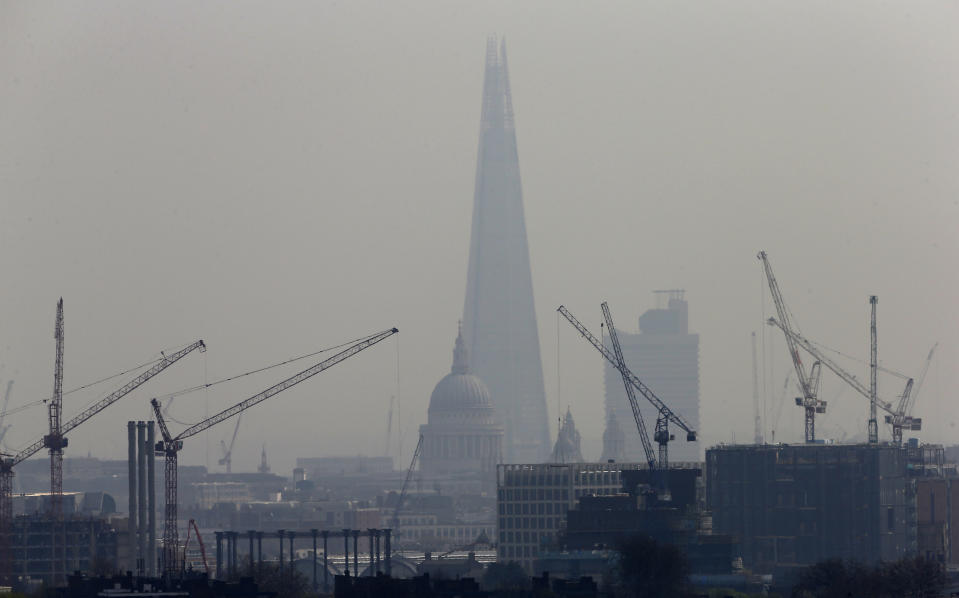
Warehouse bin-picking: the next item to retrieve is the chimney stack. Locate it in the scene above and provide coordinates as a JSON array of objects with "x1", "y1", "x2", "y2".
[
  {"x1": 127, "y1": 421, "x2": 137, "y2": 572},
  {"x1": 147, "y1": 421, "x2": 156, "y2": 576},
  {"x1": 137, "y1": 421, "x2": 147, "y2": 575}
]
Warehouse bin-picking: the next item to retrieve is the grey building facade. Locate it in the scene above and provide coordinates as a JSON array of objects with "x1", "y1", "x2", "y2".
[
  {"x1": 496, "y1": 462, "x2": 647, "y2": 572},
  {"x1": 706, "y1": 443, "x2": 914, "y2": 572},
  {"x1": 462, "y1": 38, "x2": 550, "y2": 464}
]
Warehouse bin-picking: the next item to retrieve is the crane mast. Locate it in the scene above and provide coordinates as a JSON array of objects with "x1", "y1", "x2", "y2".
[
  {"x1": 47, "y1": 299, "x2": 66, "y2": 520},
  {"x1": 153, "y1": 327, "x2": 398, "y2": 575},
  {"x1": 886, "y1": 343, "x2": 935, "y2": 444},
  {"x1": 218, "y1": 415, "x2": 242, "y2": 474},
  {"x1": 868, "y1": 296, "x2": 879, "y2": 444},
  {"x1": 557, "y1": 305, "x2": 696, "y2": 445},
  {"x1": 758, "y1": 252, "x2": 825, "y2": 443},
  {"x1": 391, "y1": 434, "x2": 423, "y2": 543},
  {"x1": 46, "y1": 299, "x2": 66, "y2": 585},
  {"x1": 752, "y1": 332, "x2": 762, "y2": 444},
  {"x1": 600, "y1": 303, "x2": 656, "y2": 469}
]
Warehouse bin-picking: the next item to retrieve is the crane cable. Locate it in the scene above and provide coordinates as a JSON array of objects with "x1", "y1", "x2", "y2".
[
  {"x1": 158, "y1": 332, "x2": 386, "y2": 415},
  {"x1": 804, "y1": 337, "x2": 909, "y2": 379},
  {"x1": 0, "y1": 352, "x2": 176, "y2": 420}
]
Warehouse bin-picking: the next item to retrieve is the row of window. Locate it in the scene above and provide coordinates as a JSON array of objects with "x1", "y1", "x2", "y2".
[
  {"x1": 499, "y1": 501, "x2": 567, "y2": 516},
  {"x1": 499, "y1": 488, "x2": 570, "y2": 501},
  {"x1": 498, "y1": 545, "x2": 536, "y2": 559},
  {"x1": 498, "y1": 516, "x2": 562, "y2": 530},
  {"x1": 400, "y1": 526, "x2": 494, "y2": 540},
  {"x1": 426, "y1": 435, "x2": 499, "y2": 459},
  {"x1": 499, "y1": 531, "x2": 554, "y2": 545}
]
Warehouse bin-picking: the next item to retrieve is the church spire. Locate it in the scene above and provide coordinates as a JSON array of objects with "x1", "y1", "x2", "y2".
[{"x1": 451, "y1": 322, "x2": 470, "y2": 375}]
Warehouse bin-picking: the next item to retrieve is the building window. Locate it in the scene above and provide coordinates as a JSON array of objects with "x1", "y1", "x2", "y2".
[{"x1": 887, "y1": 507, "x2": 895, "y2": 531}]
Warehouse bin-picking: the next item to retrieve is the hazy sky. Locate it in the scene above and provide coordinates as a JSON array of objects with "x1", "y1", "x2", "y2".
[{"x1": 2, "y1": 1, "x2": 957, "y2": 475}]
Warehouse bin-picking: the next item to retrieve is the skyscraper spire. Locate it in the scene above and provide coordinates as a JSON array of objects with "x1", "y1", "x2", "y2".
[{"x1": 462, "y1": 37, "x2": 550, "y2": 463}]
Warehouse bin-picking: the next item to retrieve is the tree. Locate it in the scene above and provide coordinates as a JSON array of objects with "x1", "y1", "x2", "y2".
[
  {"x1": 792, "y1": 556, "x2": 945, "y2": 598},
  {"x1": 482, "y1": 561, "x2": 529, "y2": 591},
  {"x1": 882, "y1": 556, "x2": 946, "y2": 598},
  {"x1": 234, "y1": 561, "x2": 313, "y2": 598},
  {"x1": 613, "y1": 535, "x2": 690, "y2": 598}
]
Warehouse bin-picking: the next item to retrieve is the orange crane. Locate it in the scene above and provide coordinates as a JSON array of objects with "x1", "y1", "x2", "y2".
[
  {"x1": 182, "y1": 518, "x2": 210, "y2": 575},
  {"x1": 152, "y1": 327, "x2": 398, "y2": 576},
  {"x1": 0, "y1": 339, "x2": 206, "y2": 584}
]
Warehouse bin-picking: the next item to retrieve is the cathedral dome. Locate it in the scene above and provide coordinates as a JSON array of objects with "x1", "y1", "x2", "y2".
[
  {"x1": 419, "y1": 325, "x2": 504, "y2": 487},
  {"x1": 429, "y1": 372, "x2": 492, "y2": 411},
  {"x1": 428, "y1": 328, "x2": 493, "y2": 413}
]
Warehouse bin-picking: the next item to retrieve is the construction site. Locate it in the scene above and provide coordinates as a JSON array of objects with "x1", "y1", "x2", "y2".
[
  {"x1": 0, "y1": 297, "x2": 401, "y2": 591},
  {"x1": 0, "y1": 247, "x2": 952, "y2": 595}
]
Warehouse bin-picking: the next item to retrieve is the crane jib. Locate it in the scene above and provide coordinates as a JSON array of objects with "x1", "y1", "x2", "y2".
[
  {"x1": 8, "y1": 340, "x2": 206, "y2": 468},
  {"x1": 174, "y1": 328, "x2": 398, "y2": 442},
  {"x1": 556, "y1": 306, "x2": 696, "y2": 438}
]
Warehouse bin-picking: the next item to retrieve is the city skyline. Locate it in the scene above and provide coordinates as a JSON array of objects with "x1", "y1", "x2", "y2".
[{"x1": 1, "y1": 2, "x2": 956, "y2": 473}]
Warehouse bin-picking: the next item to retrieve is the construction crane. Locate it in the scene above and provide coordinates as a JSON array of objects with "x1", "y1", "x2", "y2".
[
  {"x1": 46, "y1": 299, "x2": 66, "y2": 586},
  {"x1": 182, "y1": 518, "x2": 210, "y2": 576},
  {"x1": 47, "y1": 299, "x2": 66, "y2": 525},
  {"x1": 886, "y1": 343, "x2": 937, "y2": 445},
  {"x1": 0, "y1": 381, "x2": 13, "y2": 449},
  {"x1": 758, "y1": 252, "x2": 825, "y2": 443},
  {"x1": 766, "y1": 317, "x2": 903, "y2": 439},
  {"x1": 391, "y1": 433, "x2": 423, "y2": 542},
  {"x1": 152, "y1": 327, "x2": 398, "y2": 576},
  {"x1": 751, "y1": 332, "x2": 762, "y2": 444},
  {"x1": 557, "y1": 305, "x2": 696, "y2": 464},
  {"x1": 600, "y1": 303, "x2": 656, "y2": 469},
  {"x1": 868, "y1": 296, "x2": 879, "y2": 444},
  {"x1": 0, "y1": 339, "x2": 205, "y2": 584},
  {"x1": 218, "y1": 415, "x2": 242, "y2": 474}
]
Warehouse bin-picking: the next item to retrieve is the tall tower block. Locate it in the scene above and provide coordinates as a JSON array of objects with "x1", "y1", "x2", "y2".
[
  {"x1": 462, "y1": 38, "x2": 550, "y2": 463},
  {"x1": 603, "y1": 291, "x2": 701, "y2": 463}
]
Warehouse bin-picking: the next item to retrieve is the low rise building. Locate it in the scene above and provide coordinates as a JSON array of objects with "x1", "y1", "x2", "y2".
[
  {"x1": 496, "y1": 462, "x2": 647, "y2": 571},
  {"x1": 9, "y1": 515, "x2": 121, "y2": 586}
]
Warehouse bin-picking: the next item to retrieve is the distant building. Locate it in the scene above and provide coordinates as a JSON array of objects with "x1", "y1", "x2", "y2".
[
  {"x1": 9, "y1": 516, "x2": 121, "y2": 586},
  {"x1": 706, "y1": 443, "x2": 914, "y2": 574},
  {"x1": 419, "y1": 328, "x2": 504, "y2": 493},
  {"x1": 603, "y1": 290, "x2": 700, "y2": 462},
  {"x1": 550, "y1": 409, "x2": 584, "y2": 464},
  {"x1": 600, "y1": 411, "x2": 625, "y2": 463},
  {"x1": 295, "y1": 455, "x2": 394, "y2": 478},
  {"x1": 496, "y1": 462, "x2": 648, "y2": 572},
  {"x1": 461, "y1": 38, "x2": 551, "y2": 463},
  {"x1": 554, "y1": 467, "x2": 734, "y2": 578}
]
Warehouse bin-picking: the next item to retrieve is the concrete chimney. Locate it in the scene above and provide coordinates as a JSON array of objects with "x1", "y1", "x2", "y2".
[
  {"x1": 147, "y1": 421, "x2": 156, "y2": 576},
  {"x1": 137, "y1": 421, "x2": 147, "y2": 575},
  {"x1": 127, "y1": 421, "x2": 137, "y2": 571}
]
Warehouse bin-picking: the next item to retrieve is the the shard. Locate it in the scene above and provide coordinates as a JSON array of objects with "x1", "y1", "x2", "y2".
[{"x1": 462, "y1": 38, "x2": 550, "y2": 463}]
